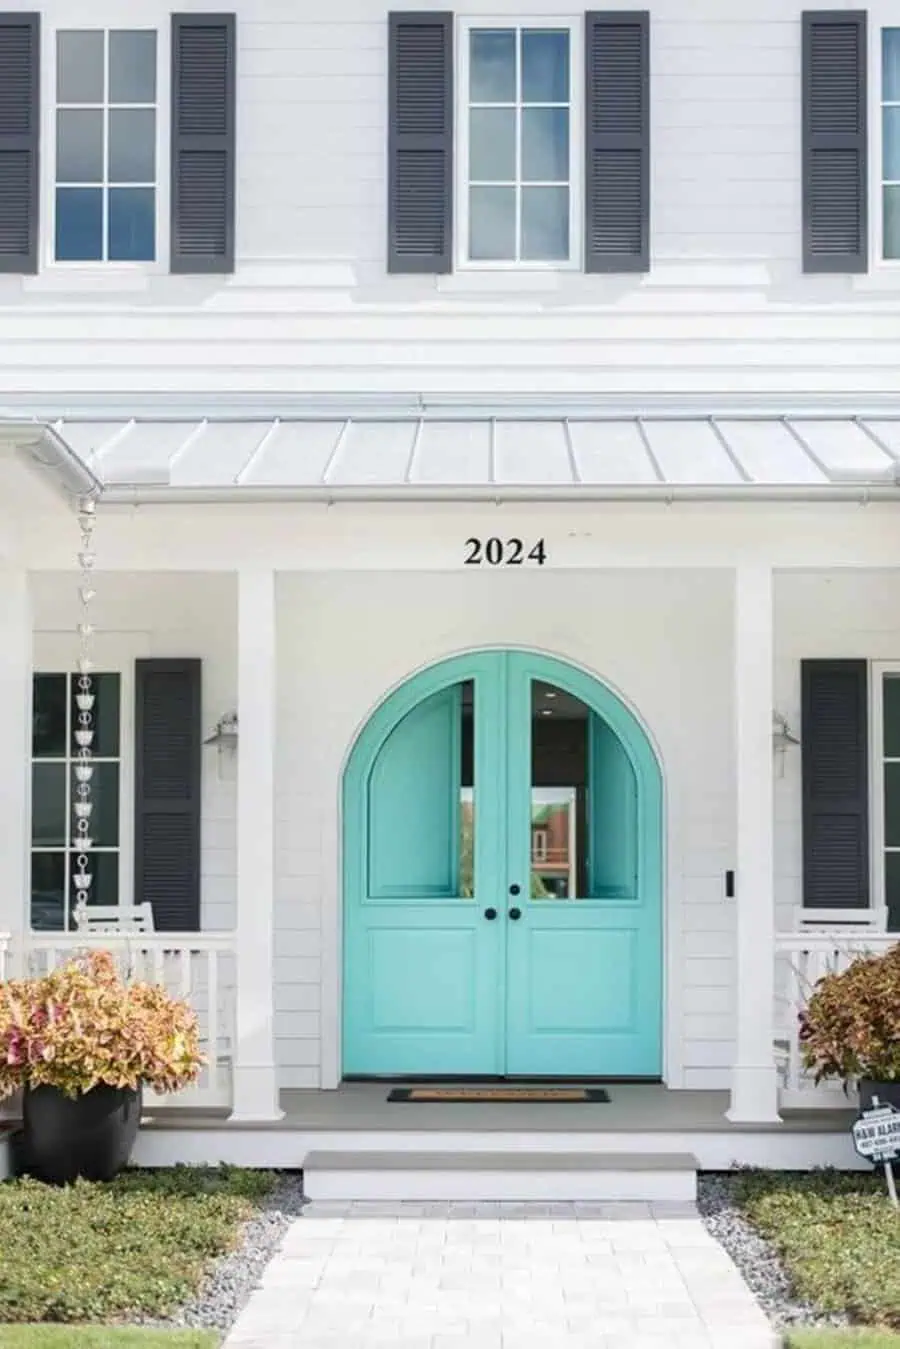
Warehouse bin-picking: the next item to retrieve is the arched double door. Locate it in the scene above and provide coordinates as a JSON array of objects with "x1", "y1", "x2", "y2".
[{"x1": 343, "y1": 651, "x2": 662, "y2": 1079}]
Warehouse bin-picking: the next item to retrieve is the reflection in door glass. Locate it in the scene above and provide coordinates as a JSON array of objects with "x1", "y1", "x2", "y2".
[{"x1": 530, "y1": 680, "x2": 637, "y2": 900}]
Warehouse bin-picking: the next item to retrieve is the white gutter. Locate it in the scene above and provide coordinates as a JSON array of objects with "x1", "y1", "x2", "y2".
[{"x1": 97, "y1": 481, "x2": 900, "y2": 506}]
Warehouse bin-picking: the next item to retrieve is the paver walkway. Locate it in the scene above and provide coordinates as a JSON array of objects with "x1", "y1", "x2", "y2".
[{"x1": 224, "y1": 1200, "x2": 777, "y2": 1349}]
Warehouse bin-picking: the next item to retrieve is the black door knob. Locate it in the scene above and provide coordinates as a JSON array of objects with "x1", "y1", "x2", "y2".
[
  {"x1": 509, "y1": 883, "x2": 521, "y2": 896},
  {"x1": 484, "y1": 907, "x2": 498, "y2": 920},
  {"x1": 509, "y1": 907, "x2": 522, "y2": 920}
]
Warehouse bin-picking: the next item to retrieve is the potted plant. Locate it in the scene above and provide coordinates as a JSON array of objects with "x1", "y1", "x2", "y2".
[
  {"x1": 0, "y1": 949, "x2": 204, "y2": 1184},
  {"x1": 799, "y1": 942, "x2": 900, "y2": 1110}
]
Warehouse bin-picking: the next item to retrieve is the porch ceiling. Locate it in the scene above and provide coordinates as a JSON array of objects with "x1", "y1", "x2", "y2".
[{"x1": 5, "y1": 408, "x2": 900, "y2": 504}]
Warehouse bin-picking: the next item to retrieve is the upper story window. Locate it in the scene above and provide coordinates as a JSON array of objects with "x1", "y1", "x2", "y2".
[
  {"x1": 883, "y1": 29, "x2": 900, "y2": 261},
  {"x1": 54, "y1": 29, "x2": 158, "y2": 263},
  {"x1": 460, "y1": 23, "x2": 578, "y2": 267}
]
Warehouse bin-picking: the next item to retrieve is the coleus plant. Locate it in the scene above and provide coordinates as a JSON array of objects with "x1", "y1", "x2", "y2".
[
  {"x1": 0, "y1": 949, "x2": 204, "y2": 1099},
  {"x1": 799, "y1": 942, "x2": 900, "y2": 1085}
]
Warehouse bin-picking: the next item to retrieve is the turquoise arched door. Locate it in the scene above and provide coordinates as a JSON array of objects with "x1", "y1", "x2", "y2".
[{"x1": 343, "y1": 651, "x2": 662, "y2": 1078}]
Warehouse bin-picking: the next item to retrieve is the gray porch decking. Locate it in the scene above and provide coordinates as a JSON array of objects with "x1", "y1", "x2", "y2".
[{"x1": 142, "y1": 1082, "x2": 855, "y2": 1135}]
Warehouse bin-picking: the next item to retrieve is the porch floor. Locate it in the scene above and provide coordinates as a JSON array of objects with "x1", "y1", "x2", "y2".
[{"x1": 143, "y1": 1082, "x2": 855, "y2": 1134}]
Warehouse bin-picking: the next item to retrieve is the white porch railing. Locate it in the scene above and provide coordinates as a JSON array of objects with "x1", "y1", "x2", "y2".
[
  {"x1": 775, "y1": 930, "x2": 898, "y2": 1108},
  {"x1": 21, "y1": 933, "x2": 236, "y2": 1111}
]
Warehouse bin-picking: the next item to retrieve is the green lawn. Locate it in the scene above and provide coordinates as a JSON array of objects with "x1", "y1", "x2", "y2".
[
  {"x1": 785, "y1": 1333, "x2": 900, "y2": 1348},
  {"x1": 0, "y1": 1332, "x2": 218, "y2": 1349},
  {"x1": 732, "y1": 1170, "x2": 900, "y2": 1331},
  {"x1": 0, "y1": 1167, "x2": 276, "y2": 1325}
]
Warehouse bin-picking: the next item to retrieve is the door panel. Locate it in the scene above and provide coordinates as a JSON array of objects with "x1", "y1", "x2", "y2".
[
  {"x1": 343, "y1": 659, "x2": 505, "y2": 1076},
  {"x1": 504, "y1": 655, "x2": 661, "y2": 1077}
]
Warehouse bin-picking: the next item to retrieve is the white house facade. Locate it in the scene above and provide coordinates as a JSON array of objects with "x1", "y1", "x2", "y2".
[{"x1": 0, "y1": 0, "x2": 899, "y2": 1183}]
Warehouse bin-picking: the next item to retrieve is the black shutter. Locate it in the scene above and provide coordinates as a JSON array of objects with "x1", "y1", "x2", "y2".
[
  {"x1": 801, "y1": 659, "x2": 869, "y2": 909},
  {"x1": 388, "y1": 12, "x2": 453, "y2": 274},
  {"x1": 135, "y1": 660, "x2": 202, "y2": 932},
  {"x1": 802, "y1": 11, "x2": 867, "y2": 273},
  {"x1": 0, "y1": 14, "x2": 39, "y2": 274},
  {"x1": 171, "y1": 14, "x2": 236, "y2": 273},
  {"x1": 585, "y1": 12, "x2": 650, "y2": 273}
]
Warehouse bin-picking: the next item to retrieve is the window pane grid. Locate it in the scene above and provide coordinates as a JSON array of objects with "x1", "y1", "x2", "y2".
[
  {"x1": 881, "y1": 674, "x2": 900, "y2": 931},
  {"x1": 883, "y1": 30, "x2": 900, "y2": 260},
  {"x1": 466, "y1": 26, "x2": 572, "y2": 264},
  {"x1": 55, "y1": 29, "x2": 157, "y2": 262},
  {"x1": 30, "y1": 673, "x2": 121, "y2": 931}
]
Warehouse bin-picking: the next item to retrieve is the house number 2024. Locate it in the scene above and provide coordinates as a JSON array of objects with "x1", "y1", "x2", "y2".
[{"x1": 464, "y1": 537, "x2": 547, "y2": 567}]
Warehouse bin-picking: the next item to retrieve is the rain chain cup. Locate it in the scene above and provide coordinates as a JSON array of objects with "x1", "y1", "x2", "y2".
[{"x1": 73, "y1": 495, "x2": 97, "y2": 928}]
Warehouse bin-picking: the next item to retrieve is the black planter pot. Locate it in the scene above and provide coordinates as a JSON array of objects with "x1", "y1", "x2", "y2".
[
  {"x1": 858, "y1": 1079, "x2": 900, "y2": 1112},
  {"x1": 22, "y1": 1083, "x2": 142, "y2": 1185}
]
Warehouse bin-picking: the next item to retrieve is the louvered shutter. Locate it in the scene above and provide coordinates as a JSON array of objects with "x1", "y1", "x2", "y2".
[
  {"x1": 802, "y1": 11, "x2": 867, "y2": 273},
  {"x1": 388, "y1": 12, "x2": 453, "y2": 274},
  {"x1": 585, "y1": 12, "x2": 650, "y2": 273},
  {"x1": 801, "y1": 660, "x2": 869, "y2": 910},
  {"x1": 171, "y1": 14, "x2": 236, "y2": 273},
  {"x1": 0, "y1": 15, "x2": 39, "y2": 274},
  {"x1": 135, "y1": 660, "x2": 202, "y2": 932}
]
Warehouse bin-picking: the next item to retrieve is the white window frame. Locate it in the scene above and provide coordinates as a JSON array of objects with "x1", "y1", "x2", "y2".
[
  {"x1": 456, "y1": 15, "x2": 582, "y2": 271},
  {"x1": 867, "y1": 661, "x2": 900, "y2": 927},
  {"x1": 871, "y1": 19, "x2": 900, "y2": 268},
  {"x1": 41, "y1": 9, "x2": 170, "y2": 273},
  {"x1": 29, "y1": 664, "x2": 134, "y2": 932}
]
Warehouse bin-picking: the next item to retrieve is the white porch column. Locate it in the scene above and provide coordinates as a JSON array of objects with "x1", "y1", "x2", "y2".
[
  {"x1": 0, "y1": 570, "x2": 30, "y2": 973},
  {"x1": 727, "y1": 564, "x2": 781, "y2": 1123},
  {"x1": 230, "y1": 569, "x2": 284, "y2": 1121}
]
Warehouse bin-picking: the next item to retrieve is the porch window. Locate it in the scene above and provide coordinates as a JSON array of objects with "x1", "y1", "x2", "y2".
[
  {"x1": 31, "y1": 672, "x2": 122, "y2": 930},
  {"x1": 54, "y1": 29, "x2": 159, "y2": 262},
  {"x1": 460, "y1": 23, "x2": 579, "y2": 266},
  {"x1": 874, "y1": 669, "x2": 900, "y2": 931},
  {"x1": 883, "y1": 29, "x2": 900, "y2": 260}
]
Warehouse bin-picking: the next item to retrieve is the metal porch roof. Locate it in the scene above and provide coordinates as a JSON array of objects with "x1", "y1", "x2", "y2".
[{"x1": 7, "y1": 411, "x2": 900, "y2": 503}]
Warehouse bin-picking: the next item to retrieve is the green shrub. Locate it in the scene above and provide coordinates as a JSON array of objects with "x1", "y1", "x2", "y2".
[
  {"x1": 0, "y1": 1168, "x2": 276, "y2": 1324},
  {"x1": 799, "y1": 944, "x2": 900, "y2": 1085},
  {"x1": 734, "y1": 1171, "x2": 900, "y2": 1328}
]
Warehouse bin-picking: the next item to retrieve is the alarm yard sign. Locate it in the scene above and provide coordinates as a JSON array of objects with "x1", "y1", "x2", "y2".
[{"x1": 851, "y1": 1099, "x2": 900, "y2": 1207}]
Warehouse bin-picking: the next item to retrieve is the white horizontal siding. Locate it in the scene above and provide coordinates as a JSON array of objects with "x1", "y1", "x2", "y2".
[{"x1": 0, "y1": 0, "x2": 891, "y2": 396}]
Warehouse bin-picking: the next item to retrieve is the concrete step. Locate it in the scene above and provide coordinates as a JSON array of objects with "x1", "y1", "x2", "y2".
[{"x1": 302, "y1": 1150, "x2": 698, "y2": 1203}]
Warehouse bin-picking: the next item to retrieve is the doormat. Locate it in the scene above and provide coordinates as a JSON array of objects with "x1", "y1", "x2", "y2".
[{"x1": 387, "y1": 1086, "x2": 610, "y2": 1104}]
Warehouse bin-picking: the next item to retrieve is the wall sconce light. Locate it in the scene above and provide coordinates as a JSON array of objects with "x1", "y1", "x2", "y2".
[
  {"x1": 772, "y1": 711, "x2": 800, "y2": 750},
  {"x1": 773, "y1": 711, "x2": 800, "y2": 778},
  {"x1": 204, "y1": 711, "x2": 238, "y2": 752}
]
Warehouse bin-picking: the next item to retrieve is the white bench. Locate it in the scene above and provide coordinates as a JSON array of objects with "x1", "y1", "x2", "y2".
[{"x1": 73, "y1": 903, "x2": 155, "y2": 934}]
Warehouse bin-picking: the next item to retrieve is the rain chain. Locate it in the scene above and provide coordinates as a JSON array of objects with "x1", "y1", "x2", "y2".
[{"x1": 72, "y1": 497, "x2": 97, "y2": 930}]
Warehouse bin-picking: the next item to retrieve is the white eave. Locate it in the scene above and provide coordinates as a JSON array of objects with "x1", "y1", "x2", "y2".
[{"x1": 4, "y1": 403, "x2": 900, "y2": 505}]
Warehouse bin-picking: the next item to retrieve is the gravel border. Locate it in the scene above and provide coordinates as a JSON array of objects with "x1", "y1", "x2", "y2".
[
  {"x1": 697, "y1": 1173, "x2": 849, "y2": 1332},
  {"x1": 157, "y1": 1171, "x2": 306, "y2": 1333}
]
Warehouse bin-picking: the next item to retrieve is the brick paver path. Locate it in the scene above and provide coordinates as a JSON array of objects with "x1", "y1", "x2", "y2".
[{"x1": 223, "y1": 1200, "x2": 777, "y2": 1349}]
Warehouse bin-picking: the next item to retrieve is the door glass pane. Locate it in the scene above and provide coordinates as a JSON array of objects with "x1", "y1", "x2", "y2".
[
  {"x1": 884, "y1": 675, "x2": 900, "y2": 757},
  {"x1": 32, "y1": 763, "x2": 67, "y2": 846},
  {"x1": 31, "y1": 852, "x2": 66, "y2": 930},
  {"x1": 368, "y1": 679, "x2": 474, "y2": 898},
  {"x1": 886, "y1": 851, "x2": 900, "y2": 933},
  {"x1": 885, "y1": 762, "x2": 900, "y2": 848},
  {"x1": 530, "y1": 681, "x2": 637, "y2": 899},
  {"x1": 33, "y1": 675, "x2": 68, "y2": 757}
]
